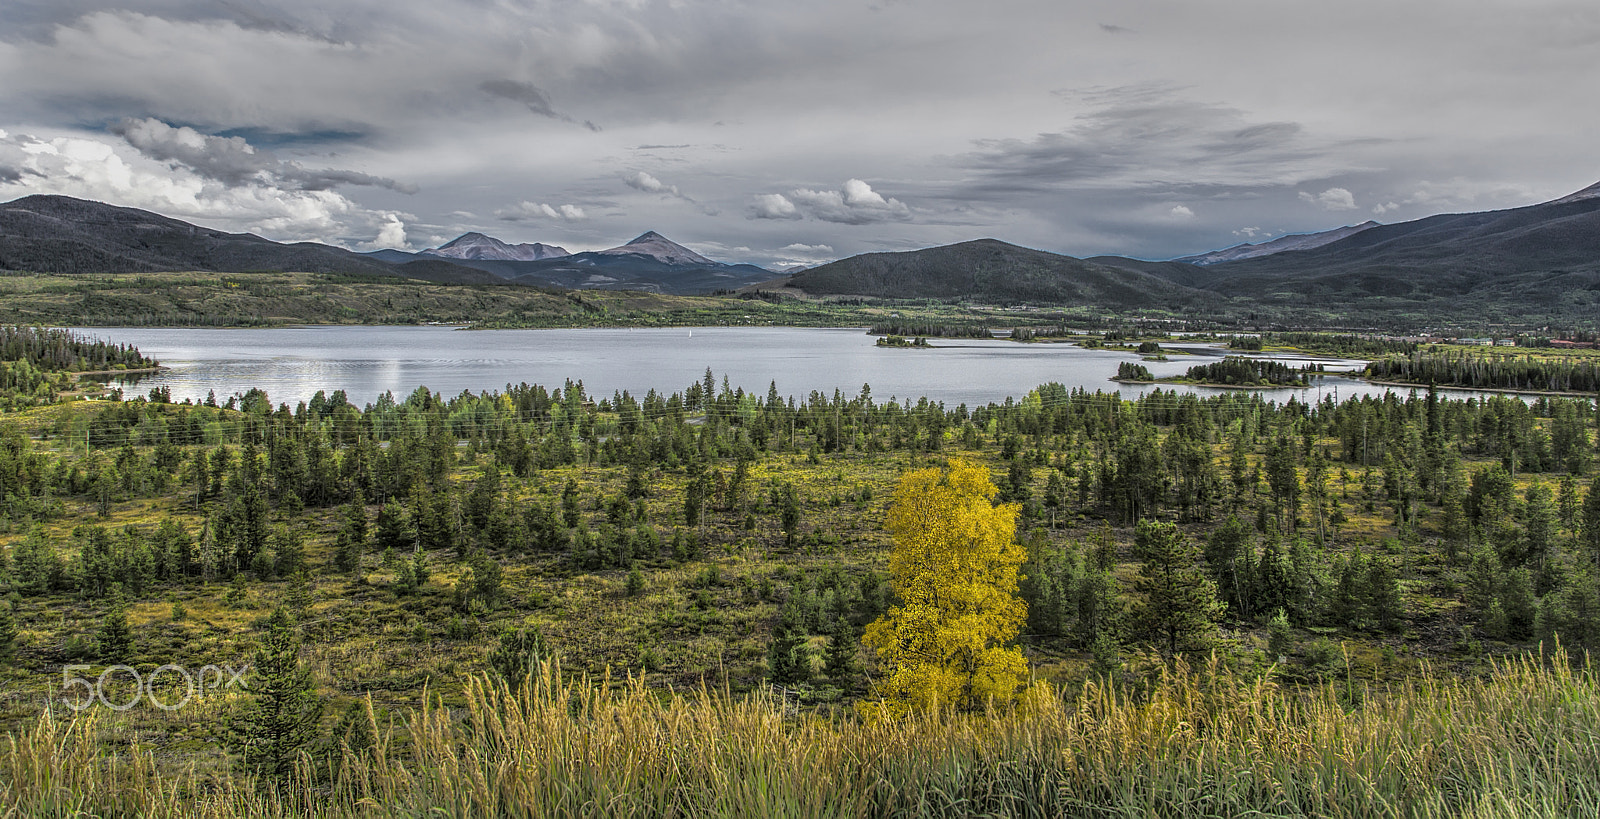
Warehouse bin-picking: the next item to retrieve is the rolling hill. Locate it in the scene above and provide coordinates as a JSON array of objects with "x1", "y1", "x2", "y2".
[
  {"x1": 784, "y1": 239, "x2": 1217, "y2": 310},
  {"x1": 0, "y1": 195, "x2": 497, "y2": 284},
  {"x1": 1194, "y1": 183, "x2": 1600, "y2": 297},
  {"x1": 784, "y1": 182, "x2": 1600, "y2": 326}
]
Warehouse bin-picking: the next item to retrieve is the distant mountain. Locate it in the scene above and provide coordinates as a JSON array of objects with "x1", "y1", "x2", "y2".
[
  {"x1": 504, "y1": 231, "x2": 773, "y2": 295},
  {"x1": 422, "y1": 232, "x2": 568, "y2": 261},
  {"x1": 360, "y1": 229, "x2": 771, "y2": 295},
  {"x1": 1174, "y1": 222, "x2": 1380, "y2": 266},
  {"x1": 785, "y1": 239, "x2": 1216, "y2": 309},
  {"x1": 1548, "y1": 180, "x2": 1600, "y2": 205},
  {"x1": 1192, "y1": 182, "x2": 1600, "y2": 315},
  {"x1": 595, "y1": 231, "x2": 715, "y2": 266},
  {"x1": 779, "y1": 181, "x2": 1600, "y2": 325},
  {"x1": 0, "y1": 195, "x2": 496, "y2": 284}
]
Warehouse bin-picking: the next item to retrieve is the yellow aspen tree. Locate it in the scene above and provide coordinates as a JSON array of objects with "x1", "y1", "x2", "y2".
[{"x1": 862, "y1": 458, "x2": 1029, "y2": 716}]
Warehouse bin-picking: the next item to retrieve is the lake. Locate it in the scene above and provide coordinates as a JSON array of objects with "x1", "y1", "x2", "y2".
[{"x1": 81, "y1": 325, "x2": 1432, "y2": 409}]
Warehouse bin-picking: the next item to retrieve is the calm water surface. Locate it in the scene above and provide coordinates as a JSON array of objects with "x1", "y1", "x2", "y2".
[{"x1": 81, "y1": 325, "x2": 1429, "y2": 409}]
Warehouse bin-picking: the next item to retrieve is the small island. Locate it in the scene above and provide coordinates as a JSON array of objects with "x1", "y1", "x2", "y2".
[
  {"x1": 876, "y1": 334, "x2": 932, "y2": 348},
  {"x1": 1115, "y1": 356, "x2": 1321, "y2": 387}
]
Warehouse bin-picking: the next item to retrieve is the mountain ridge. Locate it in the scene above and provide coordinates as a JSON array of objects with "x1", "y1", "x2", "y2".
[
  {"x1": 0, "y1": 195, "x2": 496, "y2": 284},
  {"x1": 366, "y1": 228, "x2": 771, "y2": 294},
  {"x1": 422, "y1": 232, "x2": 569, "y2": 261},
  {"x1": 784, "y1": 181, "x2": 1600, "y2": 324},
  {"x1": 1173, "y1": 221, "x2": 1380, "y2": 266},
  {"x1": 785, "y1": 238, "x2": 1217, "y2": 310}
]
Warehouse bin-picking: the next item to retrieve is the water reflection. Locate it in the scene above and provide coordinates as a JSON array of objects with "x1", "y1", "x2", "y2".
[{"x1": 73, "y1": 326, "x2": 1510, "y2": 410}]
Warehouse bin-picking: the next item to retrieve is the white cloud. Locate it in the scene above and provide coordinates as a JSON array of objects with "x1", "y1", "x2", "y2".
[
  {"x1": 755, "y1": 179, "x2": 912, "y2": 225},
  {"x1": 0, "y1": 127, "x2": 395, "y2": 244},
  {"x1": 781, "y1": 243, "x2": 835, "y2": 256},
  {"x1": 749, "y1": 193, "x2": 801, "y2": 220},
  {"x1": 111, "y1": 118, "x2": 415, "y2": 193},
  {"x1": 1372, "y1": 201, "x2": 1399, "y2": 215},
  {"x1": 1169, "y1": 205, "x2": 1194, "y2": 219},
  {"x1": 494, "y1": 200, "x2": 587, "y2": 221},
  {"x1": 358, "y1": 213, "x2": 409, "y2": 250},
  {"x1": 1299, "y1": 187, "x2": 1357, "y2": 211},
  {"x1": 624, "y1": 170, "x2": 678, "y2": 196},
  {"x1": 620, "y1": 168, "x2": 719, "y2": 214},
  {"x1": 1233, "y1": 226, "x2": 1268, "y2": 239}
]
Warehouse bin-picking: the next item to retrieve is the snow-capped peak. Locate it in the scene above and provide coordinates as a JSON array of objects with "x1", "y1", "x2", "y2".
[
  {"x1": 596, "y1": 231, "x2": 719, "y2": 266},
  {"x1": 422, "y1": 232, "x2": 569, "y2": 261},
  {"x1": 1173, "y1": 221, "x2": 1380, "y2": 266},
  {"x1": 1548, "y1": 180, "x2": 1600, "y2": 206}
]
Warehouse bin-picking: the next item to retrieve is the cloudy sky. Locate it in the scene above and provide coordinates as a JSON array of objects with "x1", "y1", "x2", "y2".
[{"x1": 2, "y1": 0, "x2": 1597, "y2": 267}]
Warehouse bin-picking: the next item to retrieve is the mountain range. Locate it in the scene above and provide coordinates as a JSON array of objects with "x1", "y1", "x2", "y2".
[
  {"x1": 0, "y1": 195, "x2": 497, "y2": 285},
  {"x1": 5, "y1": 180, "x2": 1600, "y2": 325},
  {"x1": 785, "y1": 181, "x2": 1600, "y2": 324},
  {"x1": 422, "y1": 232, "x2": 569, "y2": 262},
  {"x1": 368, "y1": 230, "x2": 775, "y2": 294},
  {"x1": 0, "y1": 195, "x2": 772, "y2": 295}
]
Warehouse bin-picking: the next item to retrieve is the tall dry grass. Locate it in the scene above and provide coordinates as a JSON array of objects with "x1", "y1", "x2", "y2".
[{"x1": 5, "y1": 651, "x2": 1598, "y2": 817}]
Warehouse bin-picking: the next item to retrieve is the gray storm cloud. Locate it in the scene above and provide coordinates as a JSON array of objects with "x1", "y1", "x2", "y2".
[
  {"x1": 3, "y1": 1, "x2": 1597, "y2": 261},
  {"x1": 111, "y1": 118, "x2": 417, "y2": 193},
  {"x1": 481, "y1": 80, "x2": 601, "y2": 132},
  {"x1": 959, "y1": 93, "x2": 1327, "y2": 194}
]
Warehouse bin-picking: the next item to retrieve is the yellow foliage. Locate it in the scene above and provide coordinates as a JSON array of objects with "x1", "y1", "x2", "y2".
[{"x1": 861, "y1": 458, "x2": 1029, "y2": 716}]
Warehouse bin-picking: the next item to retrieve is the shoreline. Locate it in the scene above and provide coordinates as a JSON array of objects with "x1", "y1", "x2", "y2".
[
  {"x1": 1361, "y1": 378, "x2": 1600, "y2": 398},
  {"x1": 71, "y1": 366, "x2": 169, "y2": 377},
  {"x1": 1110, "y1": 377, "x2": 1310, "y2": 390}
]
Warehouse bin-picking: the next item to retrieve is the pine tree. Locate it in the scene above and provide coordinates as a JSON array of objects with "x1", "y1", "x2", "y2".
[
  {"x1": 285, "y1": 570, "x2": 314, "y2": 619},
  {"x1": 333, "y1": 499, "x2": 367, "y2": 573},
  {"x1": 232, "y1": 607, "x2": 323, "y2": 781},
  {"x1": 1075, "y1": 567, "x2": 1121, "y2": 649},
  {"x1": 1132, "y1": 519, "x2": 1225, "y2": 657},
  {"x1": 410, "y1": 550, "x2": 429, "y2": 588},
  {"x1": 823, "y1": 617, "x2": 858, "y2": 688},
  {"x1": 272, "y1": 525, "x2": 305, "y2": 577},
  {"x1": 1334, "y1": 549, "x2": 1368, "y2": 628},
  {"x1": 0, "y1": 603, "x2": 17, "y2": 666},
  {"x1": 778, "y1": 482, "x2": 802, "y2": 546},
  {"x1": 1541, "y1": 567, "x2": 1600, "y2": 652},
  {"x1": 1583, "y1": 477, "x2": 1600, "y2": 570},
  {"x1": 373, "y1": 501, "x2": 411, "y2": 554},
  {"x1": 488, "y1": 626, "x2": 550, "y2": 684},
  {"x1": 96, "y1": 603, "x2": 135, "y2": 663},
  {"x1": 1363, "y1": 557, "x2": 1403, "y2": 633},
  {"x1": 1497, "y1": 567, "x2": 1537, "y2": 640},
  {"x1": 12, "y1": 527, "x2": 58, "y2": 596},
  {"x1": 767, "y1": 613, "x2": 812, "y2": 686},
  {"x1": 1253, "y1": 538, "x2": 1293, "y2": 619}
]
